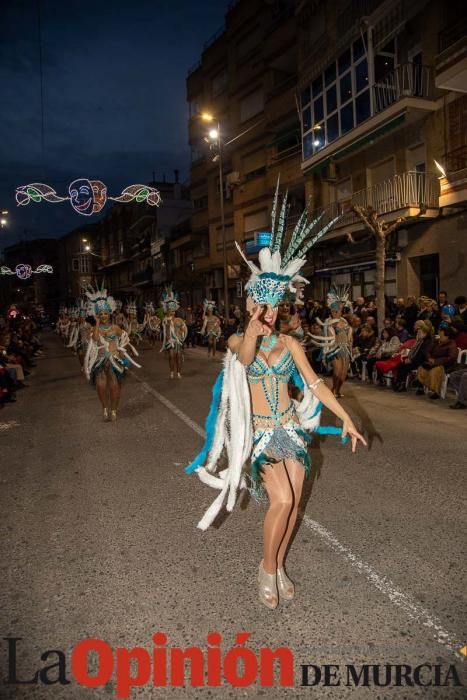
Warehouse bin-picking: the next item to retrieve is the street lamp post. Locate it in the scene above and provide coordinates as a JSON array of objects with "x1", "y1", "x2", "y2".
[
  {"x1": 217, "y1": 123, "x2": 229, "y2": 319},
  {"x1": 202, "y1": 114, "x2": 229, "y2": 318}
]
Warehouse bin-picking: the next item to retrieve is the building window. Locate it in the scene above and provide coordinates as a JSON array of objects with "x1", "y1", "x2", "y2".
[
  {"x1": 241, "y1": 148, "x2": 266, "y2": 179},
  {"x1": 301, "y1": 32, "x2": 372, "y2": 158},
  {"x1": 189, "y1": 96, "x2": 201, "y2": 118},
  {"x1": 243, "y1": 209, "x2": 269, "y2": 241},
  {"x1": 191, "y1": 143, "x2": 204, "y2": 163},
  {"x1": 193, "y1": 195, "x2": 208, "y2": 210},
  {"x1": 212, "y1": 69, "x2": 228, "y2": 97},
  {"x1": 239, "y1": 89, "x2": 264, "y2": 123},
  {"x1": 237, "y1": 29, "x2": 259, "y2": 60},
  {"x1": 72, "y1": 258, "x2": 79, "y2": 272}
]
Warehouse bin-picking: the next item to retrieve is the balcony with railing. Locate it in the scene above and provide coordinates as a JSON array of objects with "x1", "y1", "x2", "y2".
[
  {"x1": 436, "y1": 16, "x2": 467, "y2": 93},
  {"x1": 293, "y1": 171, "x2": 440, "y2": 243},
  {"x1": 439, "y1": 145, "x2": 467, "y2": 208},
  {"x1": 132, "y1": 267, "x2": 153, "y2": 286},
  {"x1": 373, "y1": 63, "x2": 434, "y2": 113}
]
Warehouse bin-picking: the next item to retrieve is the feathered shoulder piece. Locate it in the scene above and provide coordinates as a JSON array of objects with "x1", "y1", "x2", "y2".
[{"x1": 235, "y1": 176, "x2": 342, "y2": 307}]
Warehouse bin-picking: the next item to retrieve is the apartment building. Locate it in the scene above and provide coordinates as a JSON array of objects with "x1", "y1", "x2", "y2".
[
  {"x1": 96, "y1": 177, "x2": 191, "y2": 305},
  {"x1": 186, "y1": 0, "x2": 303, "y2": 308},
  {"x1": 297, "y1": 0, "x2": 467, "y2": 300}
]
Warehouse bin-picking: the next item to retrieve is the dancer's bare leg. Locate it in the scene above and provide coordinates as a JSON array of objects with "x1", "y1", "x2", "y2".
[
  {"x1": 168, "y1": 350, "x2": 176, "y2": 375},
  {"x1": 212, "y1": 339, "x2": 217, "y2": 359},
  {"x1": 108, "y1": 367, "x2": 121, "y2": 411},
  {"x1": 261, "y1": 461, "x2": 295, "y2": 574},
  {"x1": 276, "y1": 460, "x2": 305, "y2": 568},
  {"x1": 95, "y1": 372, "x2": 108, "y2": 409},
  {"x1": 332, "y1": 358, "x2": 343, "y2": 395},
  {"x1": 175, "y1": 351, "x2": 183, "y2": 376}
]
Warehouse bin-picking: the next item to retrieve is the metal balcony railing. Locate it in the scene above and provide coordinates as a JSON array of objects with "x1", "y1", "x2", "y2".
[
  {"x1": 348, "y1": 171, "x2": 440, "y2": 217},
  {"x1": 373, "y1": 63, "x2": 434, "y2": 113},
  {"x1": 285, "y1": 171, "x2": 439, "y2": 240}
]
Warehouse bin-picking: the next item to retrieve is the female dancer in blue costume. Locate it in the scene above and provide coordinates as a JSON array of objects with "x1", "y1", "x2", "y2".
[
  {"x1": 186, "y1": 180, "x2": 366, "y2": 610},
  {"x1": 308, "y1": 286, "x2": 353, "y2": 398},
  {"x1": 84, "y1": 284, "x2": 141, "y2": 421}
]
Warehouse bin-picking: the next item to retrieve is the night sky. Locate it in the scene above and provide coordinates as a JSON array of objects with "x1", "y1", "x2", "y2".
[{"x1": 0, "y1": 0, "x2": 230, "y2": 250}]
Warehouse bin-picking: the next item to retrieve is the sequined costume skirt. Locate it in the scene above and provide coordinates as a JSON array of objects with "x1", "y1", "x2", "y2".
[
  {"x1": 325, "y1": 342, "x2": 352, "y2": 363},
  {"x1": 162, "y1": 340, "x2": 184, "y2": 352},
  {"x1": 90, "y1": 355, "x2": 129, "y2": 384},
  {"x1": 248, "y1": 417, "x2": 312, "y2": 502}
]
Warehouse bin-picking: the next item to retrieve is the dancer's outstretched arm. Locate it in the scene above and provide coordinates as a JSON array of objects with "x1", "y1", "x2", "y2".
[{"x1": 280, "y1": 333, "x2": 367, "y2": 453}]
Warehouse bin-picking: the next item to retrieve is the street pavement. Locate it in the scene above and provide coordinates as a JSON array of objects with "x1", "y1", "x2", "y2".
[{"x1": 0, "y1": 333, "x2": 466, "y2": 699}]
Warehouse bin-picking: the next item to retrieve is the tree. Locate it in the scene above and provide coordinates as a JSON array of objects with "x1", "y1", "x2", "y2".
[{"x1": 350, "y1": 205, "x2": 421, "y2": 334}]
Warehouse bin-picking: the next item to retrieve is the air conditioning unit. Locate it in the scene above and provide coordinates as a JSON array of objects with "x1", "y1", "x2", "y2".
[
  {"x1": 322, "y1": 160, "x2": 337, "y2": 182},
  {"x1": 226, "y1": 171, "x2": 241, "y2": 187}
]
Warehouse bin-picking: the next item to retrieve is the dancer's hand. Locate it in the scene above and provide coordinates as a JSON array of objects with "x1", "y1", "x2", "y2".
[
  {"x1": 247, "y1": 305, "x2": 271, "y2": 337},
  {"x1": 342, "y1": 417, "x2": 367, "y2": 453}
]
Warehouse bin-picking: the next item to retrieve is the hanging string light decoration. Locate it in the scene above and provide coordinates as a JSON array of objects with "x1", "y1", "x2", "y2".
[
  {"x1": 1, "y1": 264, "x2": 53, "y2": 279},
  {"x1": 15, "y1": 180, "x2": 162, "y2": 216}
]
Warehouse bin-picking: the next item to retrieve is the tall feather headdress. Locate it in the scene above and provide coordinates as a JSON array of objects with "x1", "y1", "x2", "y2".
[
  {"x1": 85, "y1": 281, "x2": 116, "y2": 317},
  {"x1": 160, "y1": 285, "x2": 180, "y2": 312},
  {"x1": 235, "y1": 175, "x2": 341, "y2": 307}
]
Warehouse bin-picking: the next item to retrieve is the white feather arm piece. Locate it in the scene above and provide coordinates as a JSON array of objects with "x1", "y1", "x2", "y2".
[{"x1": 195, "y1": 350, "x2": 252, "y2": 531}]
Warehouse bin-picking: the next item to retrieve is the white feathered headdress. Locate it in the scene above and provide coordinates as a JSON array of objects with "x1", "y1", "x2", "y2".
[
  {"x1": 235, "y1": 176, "x2": 341, "y2": 307},
  {"x1": 160, "y1": 285, "x2": 179, "y2": 312},
  {"x1": 85, "y1": 282, "x2": 116, "y2": 317},
  {"x1": 203, "y1": 299, "x2": 216, "y2": 313},
  {"x1": 327, "y1": 284, "x2": 351, "y2": 311}
]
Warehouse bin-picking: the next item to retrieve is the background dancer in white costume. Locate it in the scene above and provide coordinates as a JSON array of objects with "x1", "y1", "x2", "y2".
[
  {"x1": 84, "y1": 284, "x2": 141, "y2": 421},
  {"x1": 160, "y1": 286, "x2": 187, "y2": 379}
]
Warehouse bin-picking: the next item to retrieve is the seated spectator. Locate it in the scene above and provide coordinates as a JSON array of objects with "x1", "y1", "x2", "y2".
[
  {"x1": 416, "y1": 326, "x2": 458, "y2": 399},
  {"x1": 395, "y1": 318, "x2": 410, "y2": 343},
  {"x1": 367, "y1": 328, "x2": 401, "y2": 382},
  {"x1": 417, "y1": 296, "x2": 441, "y2": 331},
  {"x1": 393, "y1": 320, "x2": 434, "y2": 391},
  {"x1": 375, "y1": 337, "x2": 416, "y2": 385},
  {"x1": 352, "y1": 324, "x2": 377, "y2": 376},
  {"x1": 448, "y1": 367, "x2": 467, "y2": 410}
]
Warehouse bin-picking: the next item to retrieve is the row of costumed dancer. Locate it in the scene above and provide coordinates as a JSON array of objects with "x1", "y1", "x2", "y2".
[
  {"x1": 56, "y1": 287, "x2": 220, "y2": 416},
  {"x1": 186, "y1": 179, "x2": 366, "y2": 610}
]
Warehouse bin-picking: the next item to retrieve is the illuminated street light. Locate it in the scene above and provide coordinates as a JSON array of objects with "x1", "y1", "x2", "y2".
[
  {"x1": 0, "y1": 218, "x2": 7, "y2": 226},
  {"x1": 208, "y1": 128, "x2": 219, "y2": 140},
  {"x1": 201, "y1": 112, "x2": 214, "y2": 122},
  {"x1": 84, "y1": 245, "x2": 91, "y2": 252}
]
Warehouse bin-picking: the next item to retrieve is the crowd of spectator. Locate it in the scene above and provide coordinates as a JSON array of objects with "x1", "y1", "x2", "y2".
[
  {"x1": 0, "y1": 308, "x2": 44, "y2": 409},
  {"x1": 300, "y1": 291, "x2": 467, "y2": 408}
]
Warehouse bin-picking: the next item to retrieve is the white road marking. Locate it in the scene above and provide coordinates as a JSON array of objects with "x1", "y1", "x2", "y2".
[
  {"x1": 133, "y1": 375, "x2": 205, "y2": 438},
  {"x1": 302, "y1": 516, "x2": 463, "y2": 660},
  {"x1": 0, "y1": 420, "x2": 20, "y2": 432},
  {"x1": 133, "y1": 371, "x2": 464, "y2": 660}
]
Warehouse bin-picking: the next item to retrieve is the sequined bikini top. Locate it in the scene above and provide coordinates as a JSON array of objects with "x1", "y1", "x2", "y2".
[{"x1": 246, "y1": 348, "x2": 296, "y2": 384}]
